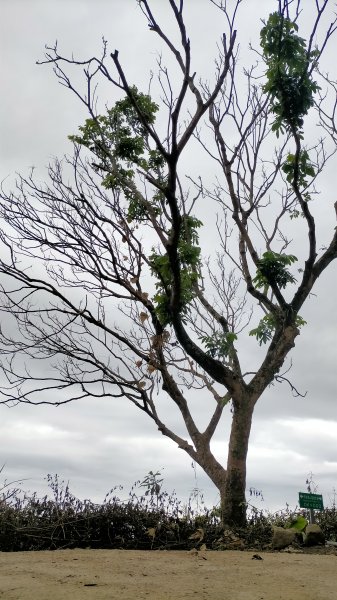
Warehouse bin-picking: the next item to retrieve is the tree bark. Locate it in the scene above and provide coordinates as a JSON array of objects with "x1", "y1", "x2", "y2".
[{"x1": 221, "y1": 398, "x2": 255, "y2": 527}]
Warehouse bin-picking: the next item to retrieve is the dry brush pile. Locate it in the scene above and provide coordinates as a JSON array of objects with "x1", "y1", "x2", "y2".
[{"x1": 0, "y1": 471, "x2": 336, "y2": 552}]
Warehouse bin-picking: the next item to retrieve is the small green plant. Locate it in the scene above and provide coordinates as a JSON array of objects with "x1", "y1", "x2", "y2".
[
  {"x1": 286, "y1": 515, "x2": 308, "y2": 531},
  {"x1": 138, "y1": 470, "x2": 164, "y2": 510}
]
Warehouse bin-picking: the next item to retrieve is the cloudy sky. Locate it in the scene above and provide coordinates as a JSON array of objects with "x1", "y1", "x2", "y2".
[{"x1": 0, "y1": 0, "x2": 336, "y2": 514}]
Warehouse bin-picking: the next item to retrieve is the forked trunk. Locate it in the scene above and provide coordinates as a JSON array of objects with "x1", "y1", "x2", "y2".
[{"x1": 221, "y1": 398, "x2": 254, "y2": 527}]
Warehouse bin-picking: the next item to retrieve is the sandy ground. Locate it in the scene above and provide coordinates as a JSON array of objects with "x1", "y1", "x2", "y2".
[{"x1": 0, "y1": 548, "x2": 336, "y2": 600}]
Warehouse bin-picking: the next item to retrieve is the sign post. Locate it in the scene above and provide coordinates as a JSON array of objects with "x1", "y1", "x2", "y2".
[{"x1": 298, "y1": 492, "x2": 324, "y2": 524}]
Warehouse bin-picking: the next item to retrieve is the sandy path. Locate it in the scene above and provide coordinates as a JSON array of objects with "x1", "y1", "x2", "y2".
[{"x1": 0, "y1": 548, "x2": 336, "y2": 600}]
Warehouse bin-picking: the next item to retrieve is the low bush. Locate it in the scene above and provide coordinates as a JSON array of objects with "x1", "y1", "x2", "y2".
[{"x1": 0, "y1": 471, "x2": 335, "y2": 552}]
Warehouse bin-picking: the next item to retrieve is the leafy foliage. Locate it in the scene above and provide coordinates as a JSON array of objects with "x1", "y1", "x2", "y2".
[
  {"x1": 249, "y1": 313, "x2": 278, "y2": 345},
  {"x1": 261, "y1": 11, "x2": 320, "y2": 136},
  {"x1": 249, "y1": 312, "x2": 306, "y2": 345},
  {"x1": 286, "y1": 515, "x2": 308, "y2": 531},
  {"x1": 261, "y1": 11, "x2": 318, "y2": 191},
  {"x1": 70, "y1": 89, "x2": 206, "y2": 326},
  {"x1": 200, "y1": 331, "x2": 237, "y2": 359},
  {"x1": 150, "y1": 216, "x2": 203, "y2": 326},
  {"x1": 253, "y1": 251, "x2": 297, "y2": 290},
  {"x1": 282, "y1": 149, "x2": 316, "y2": 192},
  {"x1": 70, "y1": 89, "x2": 205, "y2": 326},
  {"x1": 69, "y1": 86, "x2": 164, "y2": 222}
]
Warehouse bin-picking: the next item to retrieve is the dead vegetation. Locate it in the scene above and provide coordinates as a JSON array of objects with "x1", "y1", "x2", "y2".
[{"x1": 0, "y1": 470, "x2": 336, "y2": 552}]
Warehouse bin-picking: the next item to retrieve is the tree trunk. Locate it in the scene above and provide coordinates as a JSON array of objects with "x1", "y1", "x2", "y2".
[{"x1": 221, "y1": 398, "x2": 254, "y2": 527}]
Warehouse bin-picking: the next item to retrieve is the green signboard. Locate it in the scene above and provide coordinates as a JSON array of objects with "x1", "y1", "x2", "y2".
[{"x1": 298, "y1": 492, "x2": 324, "y2": 510}]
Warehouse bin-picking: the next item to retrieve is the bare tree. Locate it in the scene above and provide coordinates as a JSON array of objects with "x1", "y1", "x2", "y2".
[{"x1": 1, "y1": 0, "x2": 337, "y2": 525}]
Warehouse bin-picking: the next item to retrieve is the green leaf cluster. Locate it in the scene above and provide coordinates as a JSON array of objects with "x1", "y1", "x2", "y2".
[
  {"x1": 200, "y1": 331, "x2": 237, "y2": 359},
  {"x1": 126, "y1": 188, "x2": 164, "y2": 223},
  {"x1": 149, "y1": 216, "x2": 203, "y2": 326},
  {"x1": 249, "y1": 312, "x2": 306, "y2": 345},
  {"x1": 282, "y1": 149, "x2": 315, "y2": 190},
  {"x1": 69, "y1": 87, "x2": 165, "y2": 221},
  {"x1": 249, "y1": 313, "x2": 277, "y2": 345},
  {"x1": 260, "y1": 12, "x2": 320, "y2": 136},
  {"x1": 289, "y1": 209, "x2": 301, "y2": 220},
  {"x1": 253, "y1": 251, "x2": 297, "y2": 290}
]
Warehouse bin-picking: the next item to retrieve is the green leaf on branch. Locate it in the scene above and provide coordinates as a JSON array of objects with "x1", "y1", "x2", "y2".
[
  {"x1": 200, "y1": 331, "x2": 237, "y2": 359},
  {"x1": 249, "y1": 312, "x2": 306, "y2": 345},
  {"x1": 282, "y1": 149, "x2": 315, "y2": 189},
  {"x1": 253, "y1": 251, "x2": 297, "y2": 290},
  {"x1": 249, "y1": 313, "x2": 277, "y2": 345},
  {"x1": 69, "y1": 86, "x2": 165, "y2": 223},
  {"x1": 294, "y1": 315, "x2": 307, "y2": 328},
  {"x1": 149, "y1": 216, "x2": 203, "y2": 326},
  {"x1": 289, "y1": 209, "x2": 301, "y2": 220},
  {"x1": 260, "y1": 12, "x2": 320, "y2": 136}
]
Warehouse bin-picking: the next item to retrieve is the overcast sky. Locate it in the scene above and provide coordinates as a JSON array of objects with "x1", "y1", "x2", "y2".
[{"x1": 0, "y1": 0, "x2": 336, "y2": 514}]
